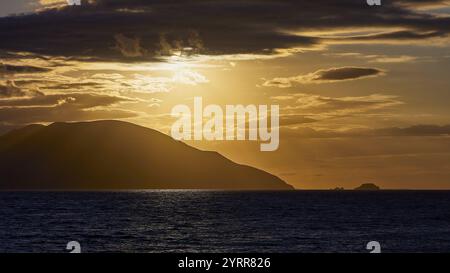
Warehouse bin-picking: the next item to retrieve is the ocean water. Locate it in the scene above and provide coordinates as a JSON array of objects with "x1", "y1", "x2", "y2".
[{"x1": 0, "y1": 191, "x2": 449, "y2": 253}]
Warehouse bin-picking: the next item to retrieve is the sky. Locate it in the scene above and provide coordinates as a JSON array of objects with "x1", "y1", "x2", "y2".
[{"x1": 1, "y1": 0, "x2": 450, "y2": 189}]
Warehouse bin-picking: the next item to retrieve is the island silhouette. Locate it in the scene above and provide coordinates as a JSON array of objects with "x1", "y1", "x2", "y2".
[
  {"x1": 0, "y1": 120, "x2": 293, "y2": 190},
  {"x1": 354, "y1": 183, "x2": 380, "y2": 191}
]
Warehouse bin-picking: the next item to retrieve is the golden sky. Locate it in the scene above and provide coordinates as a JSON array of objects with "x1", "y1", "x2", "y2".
[{"x1": 1, "y1": 0, "x2": 450, "y2": 189}]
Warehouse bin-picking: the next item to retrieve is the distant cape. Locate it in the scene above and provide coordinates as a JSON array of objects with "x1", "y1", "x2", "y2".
[
  {"x1": 354, "y1": 183, "x2": 380, "y2": 191},
  {"x1": 0, "y1": 120, "x2": 293, "y2": 190}
]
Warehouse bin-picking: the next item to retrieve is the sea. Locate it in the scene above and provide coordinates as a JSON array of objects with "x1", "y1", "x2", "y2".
[{"x1": 1, "y1": 190, "x2": 449, "y2": 253}]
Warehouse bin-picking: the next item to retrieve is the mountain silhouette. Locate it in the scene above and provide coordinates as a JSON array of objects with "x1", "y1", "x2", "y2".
[{"x1": 0, "y1": 120, "x2": 293, "y2": 190}]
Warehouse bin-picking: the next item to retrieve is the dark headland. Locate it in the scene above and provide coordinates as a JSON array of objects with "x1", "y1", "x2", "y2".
[
  {"x1": 0, "y1": 120, "x2": 293, "y2": 190},
  {"x1": 354, "y1": 183, "x2": 380, "y2": 191}
]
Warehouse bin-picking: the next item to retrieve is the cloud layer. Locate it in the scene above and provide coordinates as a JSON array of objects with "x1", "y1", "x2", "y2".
[
  {"x1": 0, "y1": 82, "x2": 140, "y2": 125},
  {"x1": 0, "y1": 0, "x2": 448, "y2": 61}
]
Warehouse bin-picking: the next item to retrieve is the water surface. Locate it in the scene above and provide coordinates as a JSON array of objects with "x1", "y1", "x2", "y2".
[{"x1": 1, "y1": 191, "x2": 449, "y2": 253}]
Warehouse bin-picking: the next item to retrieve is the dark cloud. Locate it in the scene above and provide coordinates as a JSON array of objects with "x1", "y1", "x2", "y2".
[
  {"x1": 113, "y1": 33, "x2": 147, "y2": 57},
  {"x1": 0, "y1": 63, "x2": 51, "y2": 74},
  {"x1": 0, "y1": 92, "x2": 139, "y2": 125},
  {"x1": 280, "y1": 115, "x2": 317, "y2": 126},
  {"x1": 346, "y1": 30, "x2": 447, "y2": 41},
  {"x1": 283, "y1": 124, "x2": 450, "y2": 138},
  {"x1": 0, "y1": 81, "x2": 26, "y2": 98},
  {"x1": 40, "y1": 82, "x2": 105, "y2": 90},
  {"x1": 373, "y1": 125, "x2": 450, "y2": 137},
  {"x1": 264, "y1": 67, "x2": 384, "y2": 87},
  {"x1": 0, "y1": 80, "x2": 44, "y2": 98},
  {"x1": 0, "y1": 0, "x2": 448, "y2": 61},
  {"x1": 271, "y1": 93, "x2": 403, "y2": 122},
  {"x1": 313, "y1": 67, "x2": 383, "y2": 81},
  {"x1": 0, "y1": 92, "x2": 133, "y2": 108},
  {"x1": 0, "y1": 105, "x2": 138, "y2": 125}
]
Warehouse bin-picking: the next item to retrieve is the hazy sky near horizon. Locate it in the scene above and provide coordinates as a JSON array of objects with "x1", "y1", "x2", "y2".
[{"x1": 1, "y1": 0, "x2": 450, "y2": 189}]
